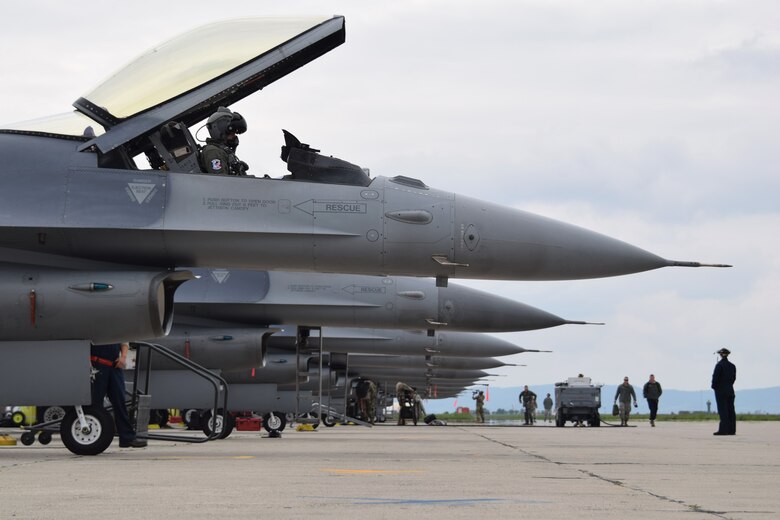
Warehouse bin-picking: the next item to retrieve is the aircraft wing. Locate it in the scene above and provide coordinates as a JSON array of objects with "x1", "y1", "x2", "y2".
[{"x1": 75, "y1": 16, "x2": 345, "y2": 154}]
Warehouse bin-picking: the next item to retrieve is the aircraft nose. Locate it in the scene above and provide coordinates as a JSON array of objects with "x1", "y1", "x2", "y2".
[
  {"x1": 453, "y1": 196, "x2": 668, "y2": 280},
  {"x1": 437, "y1": 283, "x2": 567, "y2": 332},
  {"x1": 432, "y1": 356, "x2": 508, "y2": 370},
  {"x1": 437, "y1": 331, "x2": 527, "y2": 357}
]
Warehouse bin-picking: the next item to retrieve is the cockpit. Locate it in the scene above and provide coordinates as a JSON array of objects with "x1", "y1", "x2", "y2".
[{"x1": 0, "y1": 16, "x2": 381, "y2": 187}]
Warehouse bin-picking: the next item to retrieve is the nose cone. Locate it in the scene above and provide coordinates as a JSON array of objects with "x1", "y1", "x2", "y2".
[
  {"x1": 454, "y1": 196, "x2": 668, "y2": 280},
  {"x1": 438, "y1": 283, "x2": 567, "y2": 332},
  {"x1": 435, "y1": 331, "x2": 526, "y2": 357},
  {"x1": 430, "y1": 356, "x2": 509, "y2": 370}
]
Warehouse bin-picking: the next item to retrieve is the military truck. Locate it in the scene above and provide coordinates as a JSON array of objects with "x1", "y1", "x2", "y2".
[{"x1": 554, "y1": 377, "x2": 602, "y2": 427}]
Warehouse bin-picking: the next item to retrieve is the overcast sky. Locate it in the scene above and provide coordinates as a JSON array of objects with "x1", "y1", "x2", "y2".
[{"x1": 2, "y1": 1, "x2": 778, "y2": 392}]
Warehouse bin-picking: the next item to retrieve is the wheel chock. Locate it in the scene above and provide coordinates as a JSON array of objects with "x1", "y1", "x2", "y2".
[{"x1": 0, "y1": 434, "x2": 18, "y2": 446}]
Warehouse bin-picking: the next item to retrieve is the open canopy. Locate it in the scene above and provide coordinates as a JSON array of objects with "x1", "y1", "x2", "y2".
[{"x1": 76, "y1": 16, "x2": 345, "y2": 154}]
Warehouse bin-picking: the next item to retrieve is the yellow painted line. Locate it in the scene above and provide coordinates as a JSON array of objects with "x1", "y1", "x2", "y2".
[{"x1": 320, "y1": 468, "x2": 425, "y2": 475}]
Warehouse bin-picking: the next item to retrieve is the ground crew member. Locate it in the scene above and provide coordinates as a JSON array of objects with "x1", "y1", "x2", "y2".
[
  {"x1": 473, "y1": 390, "x2": 485, "y2": 423},
  {"x1": 614, "y1": 376, "x2": 638, "y2": 426},
  {"x1": 519, "y1": 385, "x2": 537, "y2": 425},
  {"x1": 642, "y1": 374, "x2": 663, "y2": 427},
  {"x1": 366, "y1": 379, "x2": 378, "y2": 424},
  {"x1": 543, "y1": 393, "x2": 554, "y2": 423},
  {"x1": 90, "y1": 342, "x2": 145, "y2": 448},
  {"x1": 711, "y1": 348, "x2": 737, "y2": 435},
  {"x1": 395, "y1": 382, "x2": 415, "y2": 425},
  {"x1": 200, "y1": 106, "x2": 249, "y2": 175},
  {"x1": 355, "y1": 377, "x2": 371, "y2": 421},
  {"x1": 413, "y1": 388, "x2": 426, "y2": 424}
]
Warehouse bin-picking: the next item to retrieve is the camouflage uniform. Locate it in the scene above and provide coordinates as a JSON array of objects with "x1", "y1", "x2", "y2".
[
  {"x1": 473, "y1": 392, "x2": 485, "y2": 423},
  {"x1": 366, "y1": 380, "x2": 378, "y2": 424}
]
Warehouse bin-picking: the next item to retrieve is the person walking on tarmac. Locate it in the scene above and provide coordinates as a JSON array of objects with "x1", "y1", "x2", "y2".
[
  {"x1": 614, "y1": 377, "x2": 638, "y2": 426},
  {"x1": 712, "y1": 348, "x2": 737, "y2": 435},
  {"x1": 473, "y1": 390, "x2": 486, "y2": 423},
  {"x1": 90, "y1": 342, "x2": 145, "y2": 448},
  {"x1": 543, "y1": 393, "x2": 554, "y2": 423},
  {"x1": 519, "y1": 385, "x2": 537, "y2": 425},
  {"x1": 643, "y1": 374, "x2": 663, "y2": 427}
]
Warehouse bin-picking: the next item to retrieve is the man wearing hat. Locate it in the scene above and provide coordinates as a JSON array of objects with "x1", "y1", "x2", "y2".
[{"x1": 711, "y1": 348, "x2": 737, "y2": 435}]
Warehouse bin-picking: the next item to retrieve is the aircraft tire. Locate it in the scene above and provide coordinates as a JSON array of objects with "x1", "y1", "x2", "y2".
[
  {"x1": 182, "y1": 408, "x2": 201, "y2": 430},
  {"x1": 150, "y1": 409, "x2": 170, "y2": 428},
  {"x1": 60, "y1": 406, "x2": 115, "y2": 456},
  {"x1": 202, "y1": 409, "x2": 233, "y2": 439},
  {"x1": 38, "y1": 406, "x2": 67, "y2": 425},
  {"x1": 262, "y1": 412, "x2": 286, "y2": 434}
]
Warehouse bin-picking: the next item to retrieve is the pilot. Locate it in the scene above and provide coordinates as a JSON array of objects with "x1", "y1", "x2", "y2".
[{"x1": 200, "y1": 106, "x2": 249, "y2": 175}]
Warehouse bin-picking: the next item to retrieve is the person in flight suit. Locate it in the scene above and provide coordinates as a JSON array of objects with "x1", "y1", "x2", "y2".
[
  {"x1": 90, "y1": 342, "x2": 145, "y2": 448},
  {"x1": 519, "y1": 385, "x2": 537, "y2": 425},
  {"x1": 712, "y1": 348, "x2": 737, "y2": 435},
  {"x1": 200, "y1": 106, "x2": 249, "y2": 175},
  {"x1": 614, "y1": 377, "x2": 638, "y2": 427}
]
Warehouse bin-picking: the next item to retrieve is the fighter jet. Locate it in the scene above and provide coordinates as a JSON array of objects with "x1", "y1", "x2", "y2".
[
  {"x1": 0, "y1": 17, "x2": 726, "y2": 347},
  {"x1": 344, "y1": 354, "x2": 524, "y2": 371},
  {"x1": 175, "y1": 268, "x2": 595, "y2": 333},
  {"x1": 0, "y1": 16, "x2": 727, "y2": 453}
]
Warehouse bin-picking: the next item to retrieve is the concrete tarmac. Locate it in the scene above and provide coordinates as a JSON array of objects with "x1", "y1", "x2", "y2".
[{"x1": 1, "y1": 421, "x2": 778, "y2": 519}]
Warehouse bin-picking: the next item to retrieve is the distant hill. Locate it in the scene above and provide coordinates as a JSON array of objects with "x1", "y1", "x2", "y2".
[{"x1": 424, "y1": 385, "x2": 780, "y2": 415}]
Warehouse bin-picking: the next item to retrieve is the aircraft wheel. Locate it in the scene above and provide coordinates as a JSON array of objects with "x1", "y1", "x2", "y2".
[
  {"x1": 321, "y1": 414, "x2": 338, "y2": 427},
  {"x1": 301, "y1": 412, "x2": 319, "y2": 429},
  {"x1": 20, "y1": 432, "x2": 36, "y2": 446},
  {"x1": 60, "y1": 406, "x2": 114, "y2": 456},
  {"x1": 150, "y1": 409, "x2": 170, "y2": 428},
  {"x1": 262, "y1": 412, "x2": 286, "y2": 434},
  {"x1": 202, "y1": 409, "x2": 233, "y2": 439},
  {"x1": 38, "y1": 431, "x2": 53, "y2": 445},
  {"x1": 39, "y1": 406, "x2": 67, "y2": 424},
  {"x1": 11, "y1": 410, "x2": 26, "y2": 426},
  {"x1": 182, "y1": 409, "x2": 201, "y2": 430}
]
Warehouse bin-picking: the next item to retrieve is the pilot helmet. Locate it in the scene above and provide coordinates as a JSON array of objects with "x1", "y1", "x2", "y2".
[{"x1": 207, "y1": 106, "x2": 247, "y2": 141}]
